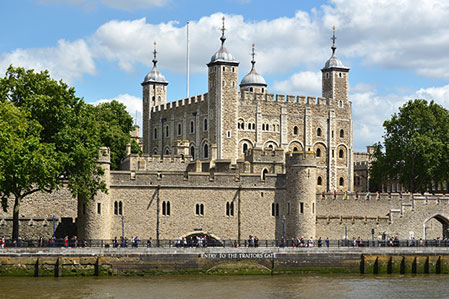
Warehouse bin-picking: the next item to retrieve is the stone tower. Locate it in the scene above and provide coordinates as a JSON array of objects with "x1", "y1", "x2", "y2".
[
  {"x1": 77, "y1": 147, "x2": 112, "y2": 240},
  {"x1": 321, "y1": 26, "x2": 350, "y2": 102},
  {"x1": 286, "y1": 151, "x2": 317, "y2": 239},
  {"x1": 207, "y1": 17, "x2": 239, "y2": 162},
  {"x1": 142, "y1": 42, "x2": 168, "y2": 155}
]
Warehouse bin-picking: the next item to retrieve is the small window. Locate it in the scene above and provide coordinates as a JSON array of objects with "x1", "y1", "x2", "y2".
[
  {"x1": 317, "y1": 128, "x2": 321, "y2": 136},
  {"x1": 339, "y1": 101, "x2": 343, "y2": 108},
  {"x1": 152, "y1": 96, "x2": 155, "y2": 103},
  {"x1": 266, "y1": 124, "x2": 270, "y2": 131},
  {"x1": 340, "y1": 129, "x2": 344, "y2": 138},
  {"x1": 232, "y1": 67, "x2": 235, "y2": 72},
  {"x1": 332, "y1": 150, "x2": 335, "y2": 157},
  {"x1": 316, "y1": 148, "x2": 321, "y2": 157},
  {"x1": 339, "y1": 177, "x2": 344, "y2": 186},
  {"x1": 232, "y1": 81, "x2": 235, "y2": 87},
  {"x1": 97, "y1": 203, "x2": 101, "y2": 214},
  {"x1": 204, "y1": 118, "x2": 208, "y2": 131},
  {"x1": 317, "y1": 176, "x2": 322, "y2": 185},
  {"x1": 287, "y1": 202, "x2": 290, "y2": 215},
  {"x1": 300, "y1": 202, "x2": 304, "y2": 214},
  {"x1": 339, "y1": 72, "x2": 342, "y2": 78},
  {"x1": 200, "y1": 204, "x2": 204, "y2": 215},
  {"x1": 178, "y1": 123, "x2": 182, "y2": 136},
  {"x1": 271, "y1": 203, "x2": 275, "y2": 216},
  {"x1": 339, "y1": 149, "x2": 344, "y2": 158},
  {"x1": 262, "y1": 124, "x2": 265, "y2": 130},
  {"x1": 325, "y1": 73, "x2": 329, "y2": 79},
  {"x1": 262, "y1": 168, "x2": 268, "y2": 180},
  {"x1": 165, "y1": 125, "x2": 169, "y2": 137},
  {"x1": 119, "y1": 201, "x2": 123, "y2": 215},
  {"x1": 223, "y1": 66, "x2": 225, "y2": 72},
  {"x1": 250, "y1": 87, "x2": 253, "y2": 92},
  {"x1": 162, "y1": 201, "x2": 170, "y2": 216},
  {"x1": 262, "y1": 88, "x2": 264, "y2": 93},
  {"x1": 276, "y1": 203, "x2": 279, "y2": 217},
  {"x1": 293, "y1": 147, "x2": 298, "y2": 152},
  {"x1": 293, "y1": 126, "x2": 298, "y2": 135},
  {"x1": 165, "y1": 148, "x2": 170, "y2": 155},
  {"x1": 154, "y1": 128, "x2": 158, "y2": 139},
  {"x1": 252, "y1": 123, "x2": 255, "y2": 130},
  {"x1": 190, "y1": 121, "x2": 194, "y2": 133},
  {"x1": 114, "y1": 201, "x2": 118, "y2": 215},
  {"x1": 312, "y1": 203, "x2": 315, "y2": 213},
  {"x1": 226, "y1": 131, "x2": 231, "y2": 138}
]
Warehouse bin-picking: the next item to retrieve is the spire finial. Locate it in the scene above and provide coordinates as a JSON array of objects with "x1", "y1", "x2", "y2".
[
  {"x1": 331, "y1": 26, "x2": 337, "y2": 55},
  {"x1": 220, "y1": 16, "x2": 226, "y2": 45},
  {"x1": 251, "y1": 43, "x2": 256, "y2": 69},
  {"x1": 152, "y1": 41, "x2": 158, "y2": 67}
]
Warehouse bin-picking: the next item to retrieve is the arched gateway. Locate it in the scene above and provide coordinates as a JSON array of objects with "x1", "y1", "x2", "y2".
[
  {"x1": 423, "y1": 214, "x2": 449, "y2": 240},
  {"x1": 179, "y1": 231, "x2": 223, "y2": 246}
]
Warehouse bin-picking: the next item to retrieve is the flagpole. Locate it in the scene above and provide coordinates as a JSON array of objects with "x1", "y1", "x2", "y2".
[{"x1": 186, "y1": 21, "x2": 190, "y2": 98}]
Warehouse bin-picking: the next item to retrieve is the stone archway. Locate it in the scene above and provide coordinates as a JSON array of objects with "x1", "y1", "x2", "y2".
[
  {"x1": 179, "y1": 231, "x2": 223, "y2": 247},
  {"x1": 424, "y1": 214, "x2": 449, "y2": 240}
]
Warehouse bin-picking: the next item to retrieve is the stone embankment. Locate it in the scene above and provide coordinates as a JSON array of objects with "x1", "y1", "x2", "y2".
[{"x1": 1, "y1": 247, "x2": 449, "y2": 276}]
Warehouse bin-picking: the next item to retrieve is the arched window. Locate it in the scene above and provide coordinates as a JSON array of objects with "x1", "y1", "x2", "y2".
[
  {"x1": 276, "y1": 203, "x2": 279, "y2": 217},
  {"x1": 268, "y1": 144, "x2": 274, "y2": 150},
  {"x1": 178, "y1": 123, "x2": 182, "y2": 136},
  {"x1": 204, "y1": 143, "x2": 209, "y2": 159},
  {"x1": 243, "y1": 143, "x2": 248, "y2": 154},
  {"x1": 262, "y1": 168, "x2": 268, "y2": 180},
  {"x1": 271, "y1": 203, "x2": 275, "y2": 216},
  {"x1": 252, "y1": 123, "x2": 256, "y2": 130},
  {"x1": 165, "y1": 148, "x2": 170, "y2": 155},
  {"x1": 250, "y1": 87, "x2": 253, "y2": 92},
  {"x1": 230, "y1": 202, "x2": 234, "y2": 216},
  {"x1": 158, "y1": 96, "x2": 161, "y2": 102},
  {"x1": 339, "y1": 177, "x2": 344, "y2": 186},
  {"x1": 166, "y1": 201, "x2": 170, "y2": 216},
  {"x1": 114, "y1": 201, "x2": 118, "y2": 215},
  {"x1": 316, "y1": 148, "x2": 321, "y2": 157},
  {"x1": 162, "y1": 201, "x2": 166, "y2": 216},
  {"x1": 200, "y1": 204, "x2": 204, "y2": 215},
  {"x1": 165, "y1": 125, "x2": 169, "y2": 137},
  {"x1": 204, "y1": 118, "x2": 208, "y2": 131},
  {"x1": 226, "y1": 202, "x2": 230, "y2": 216},
  {"x1": 262, "y1": 124, "x2": 265, "y2": 130},
  {"x1": 293, "y1": 147, "x2": 298, "y2": 152},
  {"x1": 266, "y1": 124, "x2": 270, "y2": 131},
  {"x1": 154, "y1": 128, "x2": 158, "y2": 139},
  {"x1": 262, "y1": 88, "x2": 265, "y2": 93},
  {"x1": 340, "y1": 129, "x2": 344, "y2": 138},
  {"x1": 119, "y1": 201, "x2": 123, "y2": 215},
  {"x1": 317, "y1": 176, "x2": 322, "y2": 186},
  {"x1": 190, "y1": 146, "x2": 195, "y2": 159},
  {"x1": 317, "y1": 128, "x2": 321, "y2": 136},
  {"x1": 339, "y1": 149, "x2": 344, "y2": 158},
  {"x1": 293, "y1": 126, "x2": 299, "y2": 135}
]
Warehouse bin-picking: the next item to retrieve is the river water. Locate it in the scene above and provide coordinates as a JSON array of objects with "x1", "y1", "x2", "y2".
[{"x1": 0, "y1": 275, "x2": 448, "y2": 298}]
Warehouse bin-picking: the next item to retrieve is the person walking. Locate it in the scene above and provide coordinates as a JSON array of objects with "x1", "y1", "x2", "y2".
[{"x1": 1, "y1": 236, "x2": 5, "y2": 248}]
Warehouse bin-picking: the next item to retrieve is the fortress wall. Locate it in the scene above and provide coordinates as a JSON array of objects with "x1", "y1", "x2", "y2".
[
  {"x1": 316, "y1": 193, "x2": 413, "y2": 217},
  {"x1": 0, "y1": 187, "x2": 77, "y2": 239},
  {"x1": 316, "y1": 217, "x2": 391, "y2": 240}
]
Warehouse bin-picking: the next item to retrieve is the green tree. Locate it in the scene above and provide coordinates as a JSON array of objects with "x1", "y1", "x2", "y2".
[
  {"x1": 92, "y1": 100, "x2": 140, "y2": 170},
  {"x1": 370, "y1": 99, "x2": 449, "y2": 193},
  {"x1": 0, "y1": 66, "x2": 106, "y2": 240}
]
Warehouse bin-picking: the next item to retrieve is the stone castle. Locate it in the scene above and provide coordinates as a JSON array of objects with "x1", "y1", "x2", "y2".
[{"x1": 1, "y1": 21, "x2": 449, "y2": 242}]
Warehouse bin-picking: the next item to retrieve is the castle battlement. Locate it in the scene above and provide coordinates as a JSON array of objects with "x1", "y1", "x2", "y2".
[
  {"x1": 152, "y1": 93, "x2": 208, "y2": 113},
  {"x1": 240, "y1": 91, "x2": 331, "y2": 106}
]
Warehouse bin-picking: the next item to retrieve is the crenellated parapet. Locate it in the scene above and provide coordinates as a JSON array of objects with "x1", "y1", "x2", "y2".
[
  {"x1": 239, "y1": 91, "x2": 333, "y2": 106},
  {"x1": 151, "y1": 93, "x2": 208, "y2": 113}
]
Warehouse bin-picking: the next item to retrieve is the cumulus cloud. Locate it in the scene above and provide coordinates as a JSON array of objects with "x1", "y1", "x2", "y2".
[
  {"x1": 94, "y1": 94, "x2": 142, "y2": 128},
  {"x1": 0, "y1": 39, "x2": 95, "y2": 84},
  {"x1": 272, "y1": 71, "x2": 322, "y2": 95}
]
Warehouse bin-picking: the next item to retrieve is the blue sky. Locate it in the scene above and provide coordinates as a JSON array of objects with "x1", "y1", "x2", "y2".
[{"x1": 2, "y1": 0, "x2": 449, "y2": 151}]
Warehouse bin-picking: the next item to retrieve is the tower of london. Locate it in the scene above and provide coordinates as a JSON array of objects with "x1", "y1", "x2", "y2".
[{"x1": 1, "y1": 20, "x2": 449, "y2": 243}]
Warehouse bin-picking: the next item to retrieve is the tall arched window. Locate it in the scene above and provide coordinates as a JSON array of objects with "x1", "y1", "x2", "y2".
[
  {"x1": 316, "y1": 148, "x2": 321, "y2": 157},
  {"x1": 339, "y1": 177, "x2": 344, "y2": 186},
  {"x1": 243, "y1": 143, "x2": 248, "y2": 154},
  {"x1": 203, "y1": 118, "x2": 208, "y2": 131},
  {"x1": 339, "y1": 149, "x2": 344, "y2": 158},
  {"x1": 118, "y1": 201, "x2": 123, "y2": 215},
  {"x1": 317, "y1": 176, "x2": 322, "y2": 186},
  {"x1": 204, "y1": 143, "x2": 209, "y2": 159},
  {"x1": 190, "y1": 121, "x2": 194, "y2": 133},
  {"x1": 154, "y1": 128, "x2": 158, "y2": 139},
  {"x1": 114, "y1": 201, "x2": 118, "y2": 215},
  {"x1": 340, "y1": 129, "x2": 344, "y2": 138},
  {"x1": 317, "y1": 128, "x2": 322, "y2": 136},
  {"x1": 178, "y1": 123, "x2": 182, "y2": 136},
  {"x1": 190, "y1": 146, "x2": 195, "y2": 159}
]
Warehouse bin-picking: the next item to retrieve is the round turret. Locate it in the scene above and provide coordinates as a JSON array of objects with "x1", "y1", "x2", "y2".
[
  {"x1": 240, "y1": 44, "x2": 267, "y2": 93},
  {"x1": 207, "y1": 16, "x2": 239, "y2": 67},
  {"x1": 142, "y1": 42, "x2": 168, "y2": 85},
  {"x1": 285, "y1": 151, "x2": 317, "y2": 239}
]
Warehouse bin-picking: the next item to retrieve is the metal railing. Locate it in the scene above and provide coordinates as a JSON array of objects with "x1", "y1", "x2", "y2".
[{"x1": 1, "y1": 238, "x2": 449, "y2": 249}]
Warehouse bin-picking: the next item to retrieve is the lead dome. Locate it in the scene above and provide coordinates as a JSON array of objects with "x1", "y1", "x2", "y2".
[{"x1": 142, "y1": 42, "x2": 167, "y2": 84}]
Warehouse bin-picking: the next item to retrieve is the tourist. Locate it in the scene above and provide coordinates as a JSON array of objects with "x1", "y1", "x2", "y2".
[
  {"x1": 318, "y1": 237, "x2": 322, "y2": 248},
  {"x1": 38, "y1": 236, "x2": 43, "y2": 247},
  {"x1": 135, "y1": 236, "x2": 140, "y2": 248},
  {"x1": 1, "y1": 236, "x2": 5, "y2": 248},
  {"x1": 325, "y1": 237, "x2": 330, "y2": 248},
  {"x1": 254, "y1": 236, "x2": 259, "y2": 247},
  {"x1": 308, "y1": 237, "x2": 314, "y2": 248},
  {"x1": 147, "y1": 237, "x2": 152, "y2": 248},
  {"x1": 64, "y1": 236, "x2": 68, "y2": 248}
]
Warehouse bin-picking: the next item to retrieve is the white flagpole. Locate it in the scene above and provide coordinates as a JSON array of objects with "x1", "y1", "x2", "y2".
[{"x1": 186, "y1": 21, "x2": 190, "y2": 98}]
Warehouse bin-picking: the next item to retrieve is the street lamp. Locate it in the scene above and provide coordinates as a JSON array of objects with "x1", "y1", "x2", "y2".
[
  {"x1": 52, "y1": 216, "x2": 56, "y2": 248},
  {"x1": 121, "y1": 216, "x2": 125, "y2": 248},
  {"x1": 282, "y1": 216, "x2": 286, "y2": 247}
]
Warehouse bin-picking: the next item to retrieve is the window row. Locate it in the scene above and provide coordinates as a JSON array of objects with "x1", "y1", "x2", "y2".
[
  {"x1": 316, "y1": 176, "x2": 345, "y2": 186},
  {"x1": 162, "y1": 201, "x2": 170, "y2": 216},
  {"x1": 315, "y1": 148, "x2": 345, "y2": 159},
  {"x1": 271, "y1": 202, "x2": 314, "y2": 216},
  {"x1": 153, "y1": 118, "x2": 208, "y2": 139},
  {"x1": 292, "y1": 126, "x2": 344, "y2": 138}
]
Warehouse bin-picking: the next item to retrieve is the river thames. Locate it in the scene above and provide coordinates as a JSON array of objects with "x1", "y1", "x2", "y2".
[{"x1": 0, "y1": 275, "x2": 448, "y2": 298}]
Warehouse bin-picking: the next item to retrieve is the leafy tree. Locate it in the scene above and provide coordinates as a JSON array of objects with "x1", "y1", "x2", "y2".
[
  {"x1": 92, "y1": 100, "x2": 140, "y2": 170},
  {"x1": 0, "y1": 66, "x2": 106, "y2": 240},
  {"x1": 370, "y1": 99, "x2": 449, "y2": 193}
]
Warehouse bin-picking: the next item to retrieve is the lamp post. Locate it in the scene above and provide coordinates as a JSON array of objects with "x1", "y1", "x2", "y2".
[
  {"x1": 282, "y1": 216, "x2": 286, "y2": 248},
  {"x1": 52, "y1": 216, "x2": 56, "y2": 247},
  {"x1": 121, "y1": 216, "x2": 125, "y2": 248}
]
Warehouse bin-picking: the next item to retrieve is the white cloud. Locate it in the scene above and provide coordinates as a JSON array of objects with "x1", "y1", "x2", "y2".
[
  {"x1": 416, "y1": 84, "x2": 449, "y2": 106},
  {"x1": 94, "y1": 94, "x2": 142, "y2": 128},
  {"x1": 272, "y1": 71, "x2": 322, "y2": 96},
  {"x1": 100, "y1": 0, "x2": 170, "y2": 10},
  {"x1": 0, "y1": 39, "x2": 95, "y2": 84}
]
